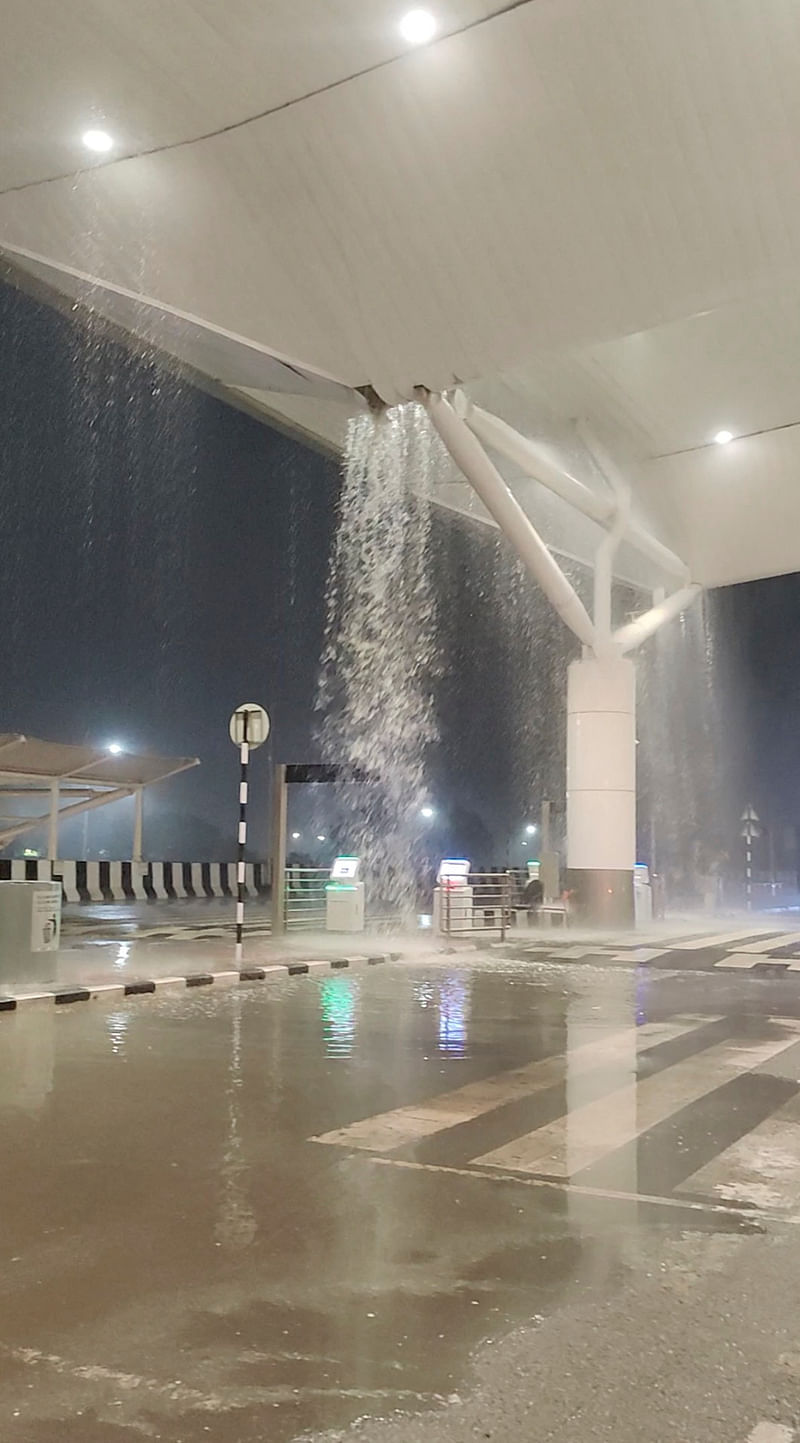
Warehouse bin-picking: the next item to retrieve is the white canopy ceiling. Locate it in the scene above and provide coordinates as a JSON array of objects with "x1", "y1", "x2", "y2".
[{"x1": 3, "y1": 0, "x2": 800, "y2": 589}]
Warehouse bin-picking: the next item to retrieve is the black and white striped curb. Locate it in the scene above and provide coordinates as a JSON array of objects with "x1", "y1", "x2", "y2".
[
  {"x1": 0, "y1": 859, "x2": 268, "y2": 903},
  {"x1": 0, "y1": 953, "x2": 400, "y2": 1013}
]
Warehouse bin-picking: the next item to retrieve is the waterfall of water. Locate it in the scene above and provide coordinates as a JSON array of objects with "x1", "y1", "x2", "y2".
[
  {"x1": 318, "y1": 404, "x2": 441, "y2": 917},
  {"x1": 638, "y1": 591, "x2": 722, "y2": 895}
]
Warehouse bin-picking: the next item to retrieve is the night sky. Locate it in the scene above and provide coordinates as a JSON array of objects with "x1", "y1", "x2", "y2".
[
  {"x1": 0, "y1": 272, "x2": 794, "y2": 876},
  {"x1": 0, "y1": 276, "x2": 339, "y2": 858}
]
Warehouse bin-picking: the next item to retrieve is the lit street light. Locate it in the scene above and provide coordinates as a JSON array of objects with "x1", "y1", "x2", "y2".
[
  {"x1": 291, "y1": 832, "x2": 301, "y2": 841},
  {"x1": 525, "y1": 823, "x2": 538, "y2": 836},
  {"x1": 107, "y1": 742, "x2": 124, "y2": 755},
  {"x1": 317, "y1": 834, "x2": 326, "y2": 843},
  {"x1": 420, "y1": 805, "x2": 435, "y2": 820}
]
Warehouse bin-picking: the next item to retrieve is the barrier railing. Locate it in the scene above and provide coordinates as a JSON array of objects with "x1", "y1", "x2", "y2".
[
  {"x1": 442, "y1": 871, "x2": 512, "y2": 940},
  {"x1": 284, "y1": 867, "x2": 330, "y2": 930}
]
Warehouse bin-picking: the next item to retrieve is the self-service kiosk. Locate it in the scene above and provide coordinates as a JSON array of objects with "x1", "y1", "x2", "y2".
[
  {"x1": 325, "y1": 856, "x2": 365, "y2": 932},
  {"x1": 433, "y1": 858, "x2": 473, "y2": 934},
  {"x1": 633, "y1": 863, "x2": 653, "y2": 924}
]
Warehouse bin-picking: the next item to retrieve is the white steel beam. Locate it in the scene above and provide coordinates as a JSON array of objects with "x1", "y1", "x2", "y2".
[
  {"x1": 421, "y1": 390, "x2": 597, "y2": 650},
  {"x1": 613, "y1": 585, "x2": 703, "y2": 653},
  {"x1": 0, "y1": 787, "x2": 135, "y2": 850},
  {"x1": 461, "y1": 396, "x2": 690, "y2": 584}
]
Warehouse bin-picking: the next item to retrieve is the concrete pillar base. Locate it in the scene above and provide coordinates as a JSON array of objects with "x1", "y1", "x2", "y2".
[
  {"x1": 567, "y1": 868, "x2": 634, "y2": 928},
  {"x1": 567, "y1": 656, "x2": 636, "y2": 929}
]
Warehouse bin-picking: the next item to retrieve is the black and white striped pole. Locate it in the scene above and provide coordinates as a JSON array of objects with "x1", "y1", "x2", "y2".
[{"x1": 229, "y1": 703, "x2": 270, "y2": 965}]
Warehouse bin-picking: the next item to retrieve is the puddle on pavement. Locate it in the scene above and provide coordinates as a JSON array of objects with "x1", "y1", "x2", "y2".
[{"x1": 0, "y1": 961, "x2": 767, "y2": 1441}]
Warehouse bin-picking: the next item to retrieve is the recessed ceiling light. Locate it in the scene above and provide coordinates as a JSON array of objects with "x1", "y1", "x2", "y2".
[
  {"x1": 82, "y1": 128, "x2": 114, "y2": 154},
  {"x1": 399, "y1": 9, "x2": 438, "y2": 45},
  {"x1": 713, "y1": 429, "x2": 733, "y2": 445}
]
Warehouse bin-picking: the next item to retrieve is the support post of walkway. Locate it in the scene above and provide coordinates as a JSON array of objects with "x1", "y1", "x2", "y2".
[
  {"x1": 133, "y1": 787, "x2": 144, "y2": 863},
  {"x1": 567, "y1": 656, "x2": 636, "y2": 926},
  {"x1": 270, "y1": 763, "x2": 287, "y2": 937},
  {"x1": 48, "y1": 781, "x2": 59, "y2": 863}
]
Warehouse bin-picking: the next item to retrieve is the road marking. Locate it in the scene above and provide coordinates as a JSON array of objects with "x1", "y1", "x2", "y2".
[
  {"x1": 747, "y1": 1424, "x2": 794, "y2": 1443},
  {"x1": 714, "y1": 954, "x2": 763, "y2": 970},
  {"x1": 606, "y1": 948, "x2": 670, "y2": 963},
  {"x1": 679, "y1": 1093, "x2": 800, "y2": 1211},
  {"x1": 366, "y1": 1155, "x2": 791, "y2": 1222},
  {"x1": 671, "y1": 928, "x2": 779, "y2": 951},
  {"x1": 739, "y1": 933, "x2": 800, "y2": 954},
  {"x1": 475, "y1": 1025, "x2": 800, "y2": 1179},
  {"x1": 311, "y1": 1017, "x2": 718, "y2": 1152}
]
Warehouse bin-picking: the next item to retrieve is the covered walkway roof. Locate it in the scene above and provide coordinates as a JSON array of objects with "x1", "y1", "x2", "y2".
[
  {"x1": 0, "y1": 734, "x2": 199, "y2": 854},
  {"x1": 2, "y1": 1, "x2": 800, "y2": 588}
]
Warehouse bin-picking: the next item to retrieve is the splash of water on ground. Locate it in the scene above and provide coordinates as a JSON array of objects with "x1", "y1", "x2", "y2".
[{"x1": 318, "y1": 405, "x2": 441, "y2": 916}]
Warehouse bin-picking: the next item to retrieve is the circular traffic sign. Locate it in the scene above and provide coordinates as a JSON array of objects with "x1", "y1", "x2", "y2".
[{"x1": 229, "y1": 703, "x2": 270, "y2": 749}]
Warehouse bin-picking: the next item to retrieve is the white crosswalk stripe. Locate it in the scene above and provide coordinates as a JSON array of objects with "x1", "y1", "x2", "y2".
[
  {"x1": 747, "y1": 1424, "x2": 794, "y2": 1443},
  {"x1": 312, "y1": 1011, "x2": 800, "y2": 1213},
  {"x1": 518, "y1": 928, "x2": 800, "y2": 970},
  {"x1": 714, "y1": 954, "x2": 771, "y2": 970},
  {"x1": 679, "y1": 1091, "x2": 800, "y2": 1210},
  {"x1": 474, "y1": 1026, "x2": 800, "y2": 1178},
  {"x1": 738, "y1": 932, "x2": 800, "y2": 954},
  {"x1": 312, "y1": 1017, "x2": 715, "y2": 1153},
  {"x1": 667, "y1": 928, "x2": 781, "y2": 951}
]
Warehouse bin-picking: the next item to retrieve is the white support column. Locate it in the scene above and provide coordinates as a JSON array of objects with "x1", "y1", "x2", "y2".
[
  {"x1": 133, "y1": 788, "x2": 144, "y2": 863},
  {"x1": 48, "y1": 781, "x2": 59, "y2": 863},
  {"x1": 567, "y1": 656, "x2": 636, "y2": 925}
]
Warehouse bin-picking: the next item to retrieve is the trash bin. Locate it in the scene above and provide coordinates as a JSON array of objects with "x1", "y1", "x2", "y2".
[{"x1": 0, "y1": 881, "x2": 62, "y2": 990}]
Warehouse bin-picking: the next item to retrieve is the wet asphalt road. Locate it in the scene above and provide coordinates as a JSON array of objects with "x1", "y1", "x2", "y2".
[{"x1": 3, "y1": 957, "x2": 800, "y2": 1441}]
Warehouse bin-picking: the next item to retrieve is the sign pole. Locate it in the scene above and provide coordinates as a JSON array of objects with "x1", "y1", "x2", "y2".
[
  {"x1": 270, "y1": 763, "x2": 288, "y2": 938},
  {"x1": 229, "y1": 703, "x2": 270, "y2": 966},
  {"x1": 236, "y1": 710, "x2": 249, "y2": 965}
]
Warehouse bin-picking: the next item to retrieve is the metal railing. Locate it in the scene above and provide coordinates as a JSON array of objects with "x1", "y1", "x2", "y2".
[
  {"x1": 441, "y1": 872, "x2": 512, "y2": 940},
  {"x1": 284, "y1": 867, "x2": 330, "y2": 930}
]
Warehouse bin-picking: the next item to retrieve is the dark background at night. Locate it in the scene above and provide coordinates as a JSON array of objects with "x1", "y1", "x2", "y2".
[{"x1": 0, "y1": 273, "x2": 792, "y2": 878}]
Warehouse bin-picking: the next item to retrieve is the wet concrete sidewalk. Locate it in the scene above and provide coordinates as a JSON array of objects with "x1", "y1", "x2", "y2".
[
  {"x1": 3, "y1": 958, "x2": 800, "y2": 1440},
  {"x1": 6, "y1": 905, "x2": 800, "y2": 1009}
]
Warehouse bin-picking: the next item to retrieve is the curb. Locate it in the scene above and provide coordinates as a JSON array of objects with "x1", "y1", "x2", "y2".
[{"x1": 0, "y1": 954, "x2": 399, "y2": 1014}]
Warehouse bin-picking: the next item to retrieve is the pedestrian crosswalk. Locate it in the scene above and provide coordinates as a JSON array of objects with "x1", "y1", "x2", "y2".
[
  {"x1": 511, "y1": 923, "x2": 800, "y2": 973},
  {"x1": 475, "y1": 1030, "x2": 800, "y2": 1178},
  {"x1": 314, "y1": 1016, "x2": 715, "y2": 1154},
  {"x1": 311, "y1": 1012, "x2": 800, "y2": 1214}
]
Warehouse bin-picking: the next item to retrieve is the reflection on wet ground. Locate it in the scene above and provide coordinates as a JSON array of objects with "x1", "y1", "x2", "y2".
[{"x1": 1, "y1": 959, "x2": 800, "y2": 1440}]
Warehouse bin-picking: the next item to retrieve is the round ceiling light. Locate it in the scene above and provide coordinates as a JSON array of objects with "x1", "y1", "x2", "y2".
[
  {"x1": 399, "y1": 9, "x2": 438, "y2": 44},
  {"x1": 82, "y1": 128, "x2": 114, "y2": 153},
  {"x1": 713, "y1": 429, "x2": 733, "y2": 445}
]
